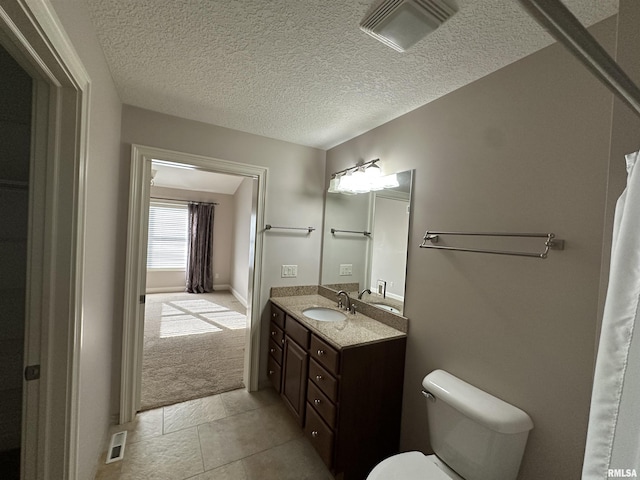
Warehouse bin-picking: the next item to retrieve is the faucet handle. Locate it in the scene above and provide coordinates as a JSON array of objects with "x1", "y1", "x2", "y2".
[
  {"x1": 337, "y1": 299, "x2": 343, "y2": 309},
  {"x1": 350, "y1": 304, "x2": 356, "y2": 315}
]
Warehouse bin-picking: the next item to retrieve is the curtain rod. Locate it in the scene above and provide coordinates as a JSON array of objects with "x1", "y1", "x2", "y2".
[
  {"x1": 517, "y1": 0, "x2": 640, "y2": 120},
  {"x1": 150, "y1": 197, "x2": 219, "y2": 205}
]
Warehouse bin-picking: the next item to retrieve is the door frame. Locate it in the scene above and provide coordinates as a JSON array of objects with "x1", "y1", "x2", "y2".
[
  {"x1": 120, "y1": 144, "x2": 267, "y2": 423},
  {"x1": 0, "y1": 1, "x2": 89, "y2": 478}
]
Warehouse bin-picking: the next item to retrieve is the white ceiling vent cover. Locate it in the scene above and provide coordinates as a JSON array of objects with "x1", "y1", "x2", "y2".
[{"x1": 359, "y1": 0, "x2": 457, "y2": 52}]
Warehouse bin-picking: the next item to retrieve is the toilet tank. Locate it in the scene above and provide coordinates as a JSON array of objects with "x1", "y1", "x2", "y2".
[{"x1": 422, "y1": 370, "x2": 533, "y2": 480}]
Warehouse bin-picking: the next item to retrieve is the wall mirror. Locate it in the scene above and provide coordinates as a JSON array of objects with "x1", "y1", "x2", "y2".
[{"x1": 321, "y1": 170, "x2": 413, "y2": 315}]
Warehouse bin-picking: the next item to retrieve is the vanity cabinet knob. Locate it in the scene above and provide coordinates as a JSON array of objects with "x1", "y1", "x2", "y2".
[
  {"x1": 269, "y1": 348, "x2": 275, "y2": 353},
  {"x1": 268, "y1": 370, "x2": 275, "y2": 375},
  {"x1": 311, "y1": 430, "x2": 319, "y2": 438},
  {"x1": 317, "y1": 349, "x2": 325, "y2": 356},
  {"x1": 314, "y1": 399, "x2": 321, "y2": 405},
  {"x1": 272, "y1": 313, "x2": 278, "y2": 318},
  {"x1": 271, "y1": 331, "x2": 276, "y2": 336},
  {"x1": 315, "y1": 375, "x2": 323, "y2": 381}
]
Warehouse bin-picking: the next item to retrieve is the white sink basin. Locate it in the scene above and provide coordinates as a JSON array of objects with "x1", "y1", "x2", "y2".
[
  {"x1": 302, "y1": 307, "x2": 347, "y2": 322},
  {"x1": 371, "y1": 303, "x2": 401, "y2": 314}
]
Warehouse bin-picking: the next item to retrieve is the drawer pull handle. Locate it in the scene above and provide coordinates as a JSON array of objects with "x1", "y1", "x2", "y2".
[
  {"x1": 314, "y1": 399, "x2": 321, "y2": 405},
  {"x1": 281, "y1": 338, "x2": 285, "y2": 344},
  {"x1": 311, "y1": 430, "x2": 319, "y2": 438},
  {"x1": 270, "y1": 348, "x2": 276, "y2": 353},
  {"x1": 315, "y1": 375, "x2": 323, "y2": 381},
  {"x1": 272, "y1": 313, "x2": 278, "y2": 318},
  {"x1": 268, "y1": 370, "x2": 275, "y2": 375},
  {"x1": 271, "y1": 331, "x2": 276, "y2": 336},
  {"x1": 317, "y1": 349, "x2": 325, "y2": 356}
]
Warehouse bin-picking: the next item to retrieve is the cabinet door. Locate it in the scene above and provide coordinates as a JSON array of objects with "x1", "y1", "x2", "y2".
[
  {"x1": 281, "y1": 335, "x2": 308, "y2": 425},
  {"x1": 267, "y1": 355, "x2": 282, "y2": 392}
]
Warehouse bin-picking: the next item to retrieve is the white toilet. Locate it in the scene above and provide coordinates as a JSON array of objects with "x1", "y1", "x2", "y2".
[{"x1": 367, "y1": 370, "x2": 534, "y2": 480}]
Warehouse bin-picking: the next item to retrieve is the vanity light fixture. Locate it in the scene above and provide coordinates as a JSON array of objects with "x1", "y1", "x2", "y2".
[{"x1": 328, "y1": 159, "x2": 397, "y2": 195}]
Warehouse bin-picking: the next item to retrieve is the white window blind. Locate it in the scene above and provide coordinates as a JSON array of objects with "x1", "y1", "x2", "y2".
[{"x1": 147, "y1": 202, "x2": 188, "y2": 269}]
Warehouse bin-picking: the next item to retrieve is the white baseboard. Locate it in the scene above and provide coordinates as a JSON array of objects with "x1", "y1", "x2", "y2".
[
  {"x1": 109, "y1": 413, "x2": 120, "y2": 426},
  {"x1": 230, "y1": 286, "x2": 248, "y2": 308},
  {"x1": 145, "y1": 286, "x2": 185, "y2": 294},
  {"x1": 146, "y1": 284, "x2": 240, "y2": 297}
]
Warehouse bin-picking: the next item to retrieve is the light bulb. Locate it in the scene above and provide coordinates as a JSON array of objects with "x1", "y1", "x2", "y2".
[{"x1": 365, "y1": 163, "x2": 381, "y2": 178}]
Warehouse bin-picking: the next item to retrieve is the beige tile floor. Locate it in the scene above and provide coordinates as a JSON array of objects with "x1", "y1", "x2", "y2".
[{"x1": 95, "y1": 388, "x2": 334, "y2": 480}]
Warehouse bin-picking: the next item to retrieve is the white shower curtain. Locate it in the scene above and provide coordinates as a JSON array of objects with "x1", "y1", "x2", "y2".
[{"x1": 583, "y1": 150, "x2": 640, "y2": 479}]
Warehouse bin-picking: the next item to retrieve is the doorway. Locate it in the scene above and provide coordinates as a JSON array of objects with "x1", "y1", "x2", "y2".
[
  {"x1": 121, "y1": 145, "x2": 267, "y2": 423},
  {"x1": 140, "y1": 165, "x2": 255, "y2": 410},
  {"x1": 0, "y1": 43, "x2": 32, "y2": 480}
]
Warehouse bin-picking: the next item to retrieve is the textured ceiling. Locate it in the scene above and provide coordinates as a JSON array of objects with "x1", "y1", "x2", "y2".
[
  {"x1": 85, "y1": 0, "x2": 618, "y2": 149},
  {"x1": 152, "y1": 164, "x2": 244, "y2": 194}
]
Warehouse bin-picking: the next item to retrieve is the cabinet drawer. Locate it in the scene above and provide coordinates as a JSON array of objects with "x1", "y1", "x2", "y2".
[
  {"x1": 305, "y1": 402, "x2": 334, "y2": 469},
  {"x1": 286, "y1": 316, "x2": 310, "y2": 349},
  {"x1": 267, "y1": 355, "x2": 282, "y2": 392},
  {"x1": 270, "y1": 304, "x2": 285, "y2": 329},
  {"x1": 268, "y1": 339, "x2": 283, "y2": 364},
  {"x1": 269, "y1": 323, "x2": 284, "y2": 347},
  {"x1": 309, "y1": 358, "x2": 338, "y2": 403},
  {"x1": 307, "y1": 379, "x2": 336, "y2": 429},
  {"x1": 310, "y1": 335, "x2": 339, "y2": 375}
]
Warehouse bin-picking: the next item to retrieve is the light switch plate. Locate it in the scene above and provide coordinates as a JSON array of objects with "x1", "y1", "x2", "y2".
[
  {"x1": 281, "y1": 265, "x2": 298, "y2": 278},
  {"x1": 339, "y1": 264, "x2": 353, "y2": 276}
]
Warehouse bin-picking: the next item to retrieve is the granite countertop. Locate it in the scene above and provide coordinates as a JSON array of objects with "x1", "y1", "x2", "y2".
[{"x1": 270, "y1": 294, "x2": 406, "y2": 349}]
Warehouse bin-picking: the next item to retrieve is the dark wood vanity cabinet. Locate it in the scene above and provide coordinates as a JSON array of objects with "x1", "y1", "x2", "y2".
[
  {"x1": 267, "y1": 304, "x2": 285, "y2": 391},
  {"x1": 269, "y1": 304, "x2": 311, "y2": 425},
  {"x1": 270, "y1": 301, "x2": 406, "y2": 480}
]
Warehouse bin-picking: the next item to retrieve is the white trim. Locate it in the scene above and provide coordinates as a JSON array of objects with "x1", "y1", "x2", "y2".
[
  {"x1": 145, "y1": 287, "x2": 186, "y2": 294},
  {"x1": 145, "y1": 284, "x2": 233, "y2": 294},
  {"x1": 0, "y1": 1, "x2": 90, "y2": 479},
  {"x1": 121, "y1": 144, "x2": 267, "y2": 423}
]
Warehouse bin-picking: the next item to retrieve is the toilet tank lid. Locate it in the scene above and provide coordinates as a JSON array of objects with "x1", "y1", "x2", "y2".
[{"x1": 423, "y1": 370, "x2": 534, "y2": 435}]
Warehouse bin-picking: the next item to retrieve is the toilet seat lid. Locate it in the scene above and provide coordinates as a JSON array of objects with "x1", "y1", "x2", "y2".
[{"x1": 367, "y1": 452, "x2": 454, "y2": 480}]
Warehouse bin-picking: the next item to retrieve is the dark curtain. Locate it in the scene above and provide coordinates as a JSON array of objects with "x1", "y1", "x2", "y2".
[{"x1": 186, "y1": 202, "x2": 215, "y2": 293}]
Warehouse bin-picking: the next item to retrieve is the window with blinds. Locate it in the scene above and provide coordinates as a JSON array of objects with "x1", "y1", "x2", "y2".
[{"x1": 147, "y1": 202, "x2": 188, "y2": 270}]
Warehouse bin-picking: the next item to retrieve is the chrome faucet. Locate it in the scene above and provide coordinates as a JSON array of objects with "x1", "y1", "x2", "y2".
[
  {"x1": 336, "y1": 290, "x2": 351, "y2": 311},
  {"x1": 358, "y1": 288, "x2": 371, "y2": 299}
]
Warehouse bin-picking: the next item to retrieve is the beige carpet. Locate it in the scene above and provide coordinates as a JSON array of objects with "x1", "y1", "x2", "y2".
[{"x1": 141, "y1": 291, "x2": 246, "y2": 411}]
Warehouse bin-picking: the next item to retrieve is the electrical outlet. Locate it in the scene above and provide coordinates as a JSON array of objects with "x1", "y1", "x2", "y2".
[
  {"x1": 281, "y1": 265, "x2": 298, "y2": 278},
  {"x1": 339, "y1": 264, "x2": 353, "y2": 276}
]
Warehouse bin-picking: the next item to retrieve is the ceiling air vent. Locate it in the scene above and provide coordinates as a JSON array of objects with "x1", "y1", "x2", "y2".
[{"x1": 359, "y1": 0, "x2": 457, "y2": 52}]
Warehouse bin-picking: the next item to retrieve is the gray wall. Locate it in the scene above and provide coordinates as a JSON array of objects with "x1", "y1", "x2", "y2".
[
  {"x1": 49, "y1": 1, "x2": 123, "y2": 478},
  {"x1": 326, "y1": 17, "x2": 617, "y2": 480},
  {"x1": 0, "y1": 44, "x2": 31, "y2": 454},
  {"x1": 119, "y1": 105, "x2": 326, "y2": 392},
  {"x1": 231, "y1": 177, "x2": 255, "y2": 305}
]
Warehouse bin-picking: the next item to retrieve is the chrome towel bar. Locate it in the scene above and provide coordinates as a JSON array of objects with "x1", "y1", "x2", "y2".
[
  {"x1": 419, "y1": 230, "x2": 564, "y2": 259},
  {"x1": 331, "y1": 228, "x2": 371, "y2": 237},
  {"x1": 265, "y1": 224, "x2": 315, "y2": 233}
]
